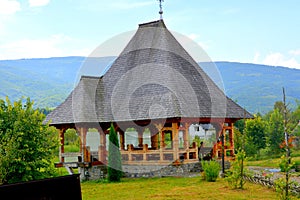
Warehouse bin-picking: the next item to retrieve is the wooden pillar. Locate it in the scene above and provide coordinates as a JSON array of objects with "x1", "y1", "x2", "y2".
[
  {"x1": 59, "y1": 128, "x2": 65, "y2": 163},
  {"x1": 119, "y1": 129, "x2": 125, "y2": 150},
  {"x1": 172, "y1": 122, "x2": 179, "y2": 161},
  {"x1": 136, "y1": 127, "x2": 144, "y2": 148},
  {"x1": 230, "y1": 122, "x2": 234, "y2": 149},
  {"x1": 159, "y1": 130, "x2": 164, "y2": 161},
  {"x1": 78, "y1": 127, "x2": 88, "y2": 162},
  {"x1": 183, "y1": 122, "x2": 190, "y2": 150},
  {"x1": 151, "y1": 133, "x2": 159, "y2": 149},
  {"x1": 98, "y1": 128, "x2": 106, "y2": 163},
  {"x1": 150, "y1": 126, "x2": 158, "y2": 149},
  {"x1": 212, "y1": 122, "x2": 223, "y2": 158}
]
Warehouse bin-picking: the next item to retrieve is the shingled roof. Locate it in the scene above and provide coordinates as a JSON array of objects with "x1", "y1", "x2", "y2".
[{"x1": 46, "y1": 20, "x2": 252, "y2": 125}]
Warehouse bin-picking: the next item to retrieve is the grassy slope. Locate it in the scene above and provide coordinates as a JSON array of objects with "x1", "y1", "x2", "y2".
[
  {"x1": 246, "y1": 150, "x2": 300, "y2": 168},
  {"x1": 81, "y1": 177, "x2": 296, "y2": 200}
]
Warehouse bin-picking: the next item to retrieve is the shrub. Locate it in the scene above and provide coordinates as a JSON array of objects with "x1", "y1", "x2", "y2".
[
  {"x1": 225, "y1": 150, "x2": 248, "y2": 189},
  {"x1": 201, "y1": 160, "x2": 220, "y2": 182}
]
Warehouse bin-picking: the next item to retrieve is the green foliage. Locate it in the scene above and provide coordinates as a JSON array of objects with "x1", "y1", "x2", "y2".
[
  {"x1": 0, "y1": 97, "x2": 59, "y2": 184},
  {"x1": 267, "y1": 109, "x2": 285, "y2": 155},
  {"x1": 233, "y1": 127, "x2": 243, "y2": 151},
  {"x1": 274, "y1": 176, "x2": 298, "y2": 200},
  {"x1": 225, "y1": 150, "x2": 248, "y2": 189},
  {"x1": 279, "y1": 155, "x2": 294, "y2": 173},
  {"x1": 193, "y1": 135, "x2": 201, "y2": 147},
  {"x1": 64, "y1": 128, "x2": 80, "y2": 146},
  {"x1": 64, "y1": 144, "x2": 80, "y2": 153},
  {"x1": 201, "y1": 160, "x2": 220, "y2": 182},
  {"x1": 244, "y1": 116, "x2": 267, "y2": 157},
  {"x1": 108, "y1": 123, "x2": 122, "y2": 182}
]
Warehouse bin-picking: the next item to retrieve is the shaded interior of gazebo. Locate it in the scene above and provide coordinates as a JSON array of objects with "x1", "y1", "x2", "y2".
[{"x1": 46, "y1": 20, "x2": 252, "y2": 168}]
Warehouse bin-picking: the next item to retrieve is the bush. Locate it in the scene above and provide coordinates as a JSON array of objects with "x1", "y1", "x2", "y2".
[
  {"x1": 293, "y1": 161, "x2": 300, "y2": 172},
  {"x1": 201, "y1": 160, "x2": 220, "y2": 182},
  {"x1": 225, "y1": 150, "x2": 248, "y2": 189}
]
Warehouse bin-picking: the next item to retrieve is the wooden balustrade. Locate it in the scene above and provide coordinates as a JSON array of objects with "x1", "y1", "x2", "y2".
[{"x1": 120, "y1": 144, "x2": 198, "y2": 165}]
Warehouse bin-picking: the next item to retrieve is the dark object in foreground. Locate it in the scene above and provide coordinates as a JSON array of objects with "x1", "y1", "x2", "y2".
[{"x1": 0, "y1": 174, "x2": 82, "y2": 200}]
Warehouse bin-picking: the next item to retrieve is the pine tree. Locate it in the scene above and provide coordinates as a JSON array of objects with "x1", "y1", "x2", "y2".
[{"x1": 107, "y1": 123, "x2": 122, "y2": 182}]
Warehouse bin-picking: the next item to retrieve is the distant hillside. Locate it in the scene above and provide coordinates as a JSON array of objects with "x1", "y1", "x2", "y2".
[
  {"x1": 0, "y1": 57, "x2": 299, "y2": 114},
  {"x1": 202, "y1": 62, "x2": 300, "y2": 113}
]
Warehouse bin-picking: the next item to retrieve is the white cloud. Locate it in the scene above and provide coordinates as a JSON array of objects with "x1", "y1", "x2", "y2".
[
  {"x1": 253, "y1": 52, "x2": 260, "y2": 63},
  {"x1": 289, "y1": 49, "x2": 300, "y2": 56},
  {"x1": 0, "y1": 0, "x2": 21, "y2": 15},
  {"x1": 262, "y1": 52, "x2": 300, "y2": 69},
  {"x1": 29, "y1": 0, "x2": 50, "y2": 7},
  {"x1": 0, "y1": 34, "x2": 89, "y2": 60}
]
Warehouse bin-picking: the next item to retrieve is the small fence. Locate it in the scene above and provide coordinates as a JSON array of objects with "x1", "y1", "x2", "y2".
[{"x1": 244, "y1": 173, "x2": 300, "y2": 197}]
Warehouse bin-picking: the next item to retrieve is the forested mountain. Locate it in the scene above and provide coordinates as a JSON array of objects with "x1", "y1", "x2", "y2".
[{"x1": 1, "y1": 57, "x2": 299, "y2": 114}]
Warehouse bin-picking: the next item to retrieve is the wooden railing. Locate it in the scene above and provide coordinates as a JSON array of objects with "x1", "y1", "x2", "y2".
[{"x1": 120, "y1": 143, "x2": 198, "y2": 165}]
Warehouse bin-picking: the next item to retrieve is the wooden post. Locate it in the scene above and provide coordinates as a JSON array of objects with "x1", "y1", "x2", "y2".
[
  {"x1": 136, "y1": 127, "x2": 144, "y2": 148},
  {"x1": 98, "y1": 128, "x2": 106, "y2": 162},
  {"x1": 78, "y1": 127, "x2": 88, "y2": 162},
  {"x1": 183, "y1": 122, "x2": 190, "y2": 150},
  {"x1": 59, "y1": 128, "x2": 65, "y2": 163},
  {"x1": 119, "y1": 129, "x2": 125, "y2": 150},
  {"x1": 172, "y1": 122, "x2": 179, "y2": 161},
  {"x1": 150, "y1": 126, "x2": 158, "y2": 149},
  {"x1": 230, "y1": 122, "x2": 234, "y2": 151}
]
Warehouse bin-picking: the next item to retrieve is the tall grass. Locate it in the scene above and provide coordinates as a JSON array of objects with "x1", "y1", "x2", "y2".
[{"x1": 201, "y1": 160, "x2": 220, "y2": 182}]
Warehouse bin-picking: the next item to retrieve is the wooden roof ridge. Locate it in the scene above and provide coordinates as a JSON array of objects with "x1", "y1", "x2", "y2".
[
  {"x1": 80, "y1": 75, "x2": 102, "y2": 80},
  {"x1": 138, "y1": 19, "x2": 166, "y2": 28}
]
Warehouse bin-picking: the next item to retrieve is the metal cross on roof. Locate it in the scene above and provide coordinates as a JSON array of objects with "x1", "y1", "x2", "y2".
[{"x1": 158, "y1": 0, "x2": 164, "y2": 19}]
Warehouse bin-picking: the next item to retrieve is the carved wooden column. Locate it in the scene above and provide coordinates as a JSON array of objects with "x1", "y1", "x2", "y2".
[
  {"x1": 98, "y1": 128, "x2": 106, "y2": 163},
  {"x1": 136, "y1": 127, "x2": 144, "y2": 148},
  {"x1": 155, "y1": 123, "x2": 164, "y2": 161},
  {"x1": 230, "y1": 122, "x2": 234, "y2": 150},
  {"x1": 212, "y1": 122, "x2": 223, "y2": 158},
  {"x1": 78, "y1": 127, "x2": 89, "y2": 162},
  {"x1": 119, "y1": 129, "x2": 125, "y2": 150},
  {"x1": 150, "y1": 126, "x2": 158, "y2": 149},
  {"x1": 58, "y1": 128, "x2": 65, "y2": 163},
  {"x1": 183, "y1": 122, "x2": 190, "y2": 149},
  {"x1": 172, "y1": 122, "x2": 179, "y2": 161}
]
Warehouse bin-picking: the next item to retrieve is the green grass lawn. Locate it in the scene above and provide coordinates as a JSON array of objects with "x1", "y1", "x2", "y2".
[
  {"x1": 81, "y1": 177, "x2": 297, "y2": 200},
  {"x1": 245, "y1": 155, "x2": 300, "y2": 168}
]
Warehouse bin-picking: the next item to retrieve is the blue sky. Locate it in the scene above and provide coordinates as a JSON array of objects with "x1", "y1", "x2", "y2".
[{"x1": 0, "y1": 0, "x2": 299, "y2": 69}]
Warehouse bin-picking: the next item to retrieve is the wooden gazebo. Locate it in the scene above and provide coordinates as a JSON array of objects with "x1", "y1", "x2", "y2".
[{"x1": 45, "y1": 20, "x2": 252, "y2": 176}]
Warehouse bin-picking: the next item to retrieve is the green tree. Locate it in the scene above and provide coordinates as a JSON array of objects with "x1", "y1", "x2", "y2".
[
  {"x1": 267, "y1": 109, "x2": 285, "y2": 155},
  {"x1": 107, "y1": 123, "x2": 122, "y2": 182},
  {"x1": 234, "y1": 119, "x2": 245, "y2": 134},
  {"x1": 244, "y1": 116, "x2": 267, "y2": 157},
  {"x1": 0, "y1": 97, "x2": 59, "y2": 184},
  {"x1": 233, "y1": 126, "x2": 243, "y2": 152},
  {"x1": 64, "y1": 128, "x2": 79, "y2": 145}
]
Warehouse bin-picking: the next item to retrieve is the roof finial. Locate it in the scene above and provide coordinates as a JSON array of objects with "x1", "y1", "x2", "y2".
[{"x1": 158, "y1": 0, "x2": 164, "y2": 20}]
